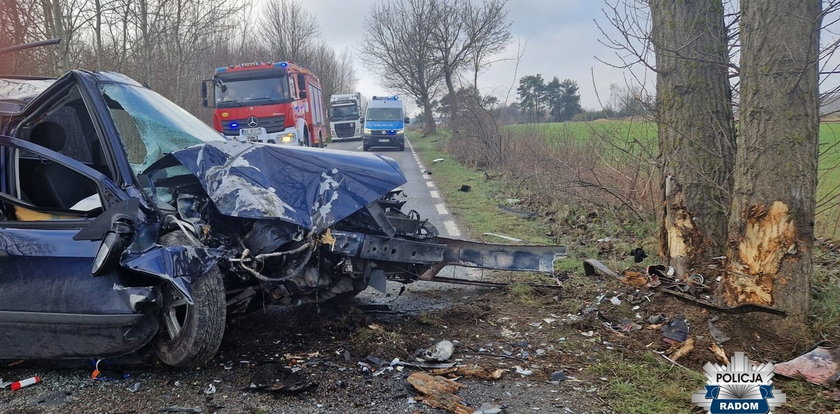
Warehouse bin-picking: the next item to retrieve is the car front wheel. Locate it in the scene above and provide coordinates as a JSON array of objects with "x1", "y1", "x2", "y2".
[{"x1": 154, "y1": 233, "x2": 226, "y2": 367}]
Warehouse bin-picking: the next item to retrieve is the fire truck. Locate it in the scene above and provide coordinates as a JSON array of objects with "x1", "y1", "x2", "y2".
[{"x1": 201, "y1": 61, "x2": 326, "y2": 146}]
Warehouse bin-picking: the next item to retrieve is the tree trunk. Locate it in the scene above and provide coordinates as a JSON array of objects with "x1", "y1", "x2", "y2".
[
  {"x1": 650, "y1": 0, "x2": 736, "y2": 277},
  {"x1": 723, "y1": 0, "x2": 821, "y2": 327},
  {"x1": 422, "y1": 97, "x2": 437, "y2": 136}
]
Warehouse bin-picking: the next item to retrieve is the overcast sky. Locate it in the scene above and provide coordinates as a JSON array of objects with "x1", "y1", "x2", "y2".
[{"x1": 296, "y1": 0, "x2": 632, "y2": 113}]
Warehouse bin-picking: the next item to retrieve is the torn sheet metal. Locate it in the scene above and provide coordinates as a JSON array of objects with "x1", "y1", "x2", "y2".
[
  {"x1": 121, "y1": 245, "x2": 225, "y2": 304},
  {"x1": 157, "y1": 141, "x2": 407, "y2": 232}
]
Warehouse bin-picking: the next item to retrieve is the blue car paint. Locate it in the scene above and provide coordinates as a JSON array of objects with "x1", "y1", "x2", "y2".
[{"x1": 158, "y1": 141, "x2": 407, "y2": 232}]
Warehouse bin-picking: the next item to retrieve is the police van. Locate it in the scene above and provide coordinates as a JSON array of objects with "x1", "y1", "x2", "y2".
[{"x1": 363, "y1": 96, "x2": 409, "y2": 151}]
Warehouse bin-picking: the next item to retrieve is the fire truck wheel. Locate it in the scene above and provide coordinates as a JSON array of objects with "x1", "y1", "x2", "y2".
[
  {"x1": 318, "y1": 132, "x2": 324, "y2": 148},
  {"x1": 303, "y1": 128, "x2": 311, "y2": 146}
]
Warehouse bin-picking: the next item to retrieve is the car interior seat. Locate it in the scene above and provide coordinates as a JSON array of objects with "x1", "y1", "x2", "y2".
[{"x1": 26, "y1": 121, "x2": 97, "y2": 210}]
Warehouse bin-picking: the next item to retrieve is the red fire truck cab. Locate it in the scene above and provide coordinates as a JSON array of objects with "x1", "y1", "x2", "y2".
[{"x1": 202, "y1": 61, "x2": 326, "y2": 146}]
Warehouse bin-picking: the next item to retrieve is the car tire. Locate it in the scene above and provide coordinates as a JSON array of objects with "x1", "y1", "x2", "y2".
[
  {"x1": 362, "y1": 144, "x2": 369, "y2": 151},
  {"x1": 154, "y1": 233, "x2": 226, "y2": 367},
  {"x1": 399, "y1": 143, "x2": 405, "y2": 151}
]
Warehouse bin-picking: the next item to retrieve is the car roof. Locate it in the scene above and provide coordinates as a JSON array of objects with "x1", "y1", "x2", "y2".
[
  {"x1": 0, "y1": 77, "x2": 57, "y2": 113},
  {"x1": 0, "y1": 70, "x2": 143, "y2": 114}
]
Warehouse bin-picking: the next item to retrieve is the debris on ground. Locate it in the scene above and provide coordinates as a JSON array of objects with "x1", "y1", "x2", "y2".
[
  {"x1": 474, "y1": 402, "x2": 504, "y2": 414},
  {"x1": 497, "y1": 204, "x2": 537, "y2": 219},
  {"x1": 661, "y1": 316, "x2": 689, "y2": 344},
  {"x1": 127, "y1": 382, "x2": 141, "y2": 393},
  {"x1": 0, "y1": 379, "x2": 13, "y2": 390},
  {"x1": 203, "y1": 383, "x2": 216, "y2": 395},
  {"x1": 628, "y1": 247, "x2": 647, "y2": 263},
  {"x1": 582, "y1": 259, "x2": 621, "y2": 280},
  {"x1": 550, "y1": 371, "x2": 569, "y2": 383},
  {"x1": 774, "y1": 347, "x2": 840, "y2": 387},
  {"x1": 514, "y1": 366, "x2": 533, "y2": 376},
  {"x1": 666, "y1": 337, "x2": 695, "y2": 362},
  {"x1": 422, "y1": 340, "x2": 455, "y2": 362},
  {"x1": 707, "y1": 320, "x2": 731, "y2": 344},
  {"x1": 430, "y1": 365, "x2": 507, "y2": 380},
  {"x1": 433, "y1": 158, "x2": 445, "y2": 163},
  {"x1": 709, "y1": 342, "x2": 729, "y2": 365},
  {"x1": 158, "y1": 407, "x2": 202, "y2": 413},
  {"x1": 621, "y1": 270, "x2": 648, "y2": 287},
  {"x1": 458, "y1": 185, "x2": 471, "y2": 192},
  {"x1": 10, "y1": 376, "x2": 41, "y2": 391},
  {"x1": 483, "y1": 232, "x2": 523, "y2": 243},
  {"x1": 249, "y1": 362, "x2": 317, "y2": 393},
  {"x1": 407, "y1": 372, "x2": 472, "y2": 414}
]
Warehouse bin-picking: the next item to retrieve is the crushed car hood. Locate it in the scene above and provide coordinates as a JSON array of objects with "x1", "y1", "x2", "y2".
[{"x1": 160, "y1": 141, "x2": 407, "y2": 231}]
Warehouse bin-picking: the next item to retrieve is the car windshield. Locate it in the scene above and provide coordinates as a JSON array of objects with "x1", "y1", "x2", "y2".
[
  {"x1": 101, "y1": 83, "x2": 224, "y2": 175},
  {"x1": 215, "y1": 76, "x2": 290, "y2": 108},
  {"x1": 330, "y1": 105, "x2": 359, "y2": 119},
  {"x1": 366, "y1": 107, "x2": 402, "y2": 121}
]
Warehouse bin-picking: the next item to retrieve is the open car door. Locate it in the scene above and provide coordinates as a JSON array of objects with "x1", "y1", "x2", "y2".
[{"x1": 0, "y1": 136, "x2": 159, "y2": 360}]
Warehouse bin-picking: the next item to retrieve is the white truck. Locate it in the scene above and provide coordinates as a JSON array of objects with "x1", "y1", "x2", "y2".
[{"x1": 329, "y1": 92, "x2": 366, "y2": 141}]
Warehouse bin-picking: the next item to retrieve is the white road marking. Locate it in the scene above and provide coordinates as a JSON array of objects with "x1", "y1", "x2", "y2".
[
  {"x1": 426, "y1": 181, "x2": 436, "y2": 189},
  {"x1": 418, "y1": 164, "x2": 425, "y2": 170},
  {"x1": 444, "y1": 220, "x2": 462, "y2": 237},
  {"x1": 435, "y1": 203, "x2": 449, "y2": 215},
  {"x1": 430, "y1": 190, "x2": 440, "y2": 199}
]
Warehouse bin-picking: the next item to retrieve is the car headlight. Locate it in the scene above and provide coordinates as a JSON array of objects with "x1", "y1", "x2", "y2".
[
  {"x1": 281, "y1": 133, "x2": 294, "y2": 143},
  {"x1": 396, "y1": 128, "x2": 404, "y2": 134},
  {"x1": 364, "y1": 128, "x2": 373, "y2": 135}
]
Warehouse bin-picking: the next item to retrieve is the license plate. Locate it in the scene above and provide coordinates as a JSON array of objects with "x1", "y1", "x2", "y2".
[
  {"x1": 241, "y1": 127, "x2": 263, "y2": 135},
  {"x1": 379, "y1": 138, "x2": 390, "y2": 143}
]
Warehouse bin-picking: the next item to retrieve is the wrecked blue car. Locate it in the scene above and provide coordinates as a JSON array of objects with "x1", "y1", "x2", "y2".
[{"x1": 0, "y1": 68, "x2": 565, "y2": 367}]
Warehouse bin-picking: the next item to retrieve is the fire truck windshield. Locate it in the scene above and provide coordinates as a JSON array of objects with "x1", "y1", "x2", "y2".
[{"x1": 214, "y1": 75, "x2": 290, "y2": 108}]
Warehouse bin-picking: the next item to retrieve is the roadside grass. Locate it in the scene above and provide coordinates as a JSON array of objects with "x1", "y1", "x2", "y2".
[
  {"x1": 589, "y1": 352, "x2": 705, "y2": 414},
  {"x1": 409, "y1": 131, "x2": 552, "y2": 245},
  {"x1": 411, "y1": 128, "x2": 839, "y2": 413}
]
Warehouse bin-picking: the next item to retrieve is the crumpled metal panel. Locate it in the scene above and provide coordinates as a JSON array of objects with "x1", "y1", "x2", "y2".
[
  {"x1": 163, "y1": 141, "x2": 406, "y2": 232},
  {"x1": 121, "y1": 244, "x2": 225, "y2": 304}
]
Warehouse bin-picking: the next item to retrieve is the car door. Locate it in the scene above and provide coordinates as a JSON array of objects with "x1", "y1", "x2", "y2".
[{"x1": 0, "y1": 136, "x2": 158, "y2": 360}]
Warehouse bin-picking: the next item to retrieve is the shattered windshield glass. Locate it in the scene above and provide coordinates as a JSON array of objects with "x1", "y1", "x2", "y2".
[{"x1": 101, "y1": 83, "x2": 224, "y2": 174}]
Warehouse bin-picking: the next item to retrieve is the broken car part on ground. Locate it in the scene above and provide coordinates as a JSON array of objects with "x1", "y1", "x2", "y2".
[{"x1": 0, "y1": 69, "x2": 566, "y2": 367}]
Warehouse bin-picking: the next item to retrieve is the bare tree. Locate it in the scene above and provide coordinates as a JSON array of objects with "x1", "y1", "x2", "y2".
[
  {"x1": 362, "y1": 0, "x2": 443, "y2": 136},
  {"x1": 723, "y1": 0, "x2": 822, "y2": 330},
  {"x1": 259, "y1": 0, "x2": 319, "y2": 63},
  {"x1": 429, "y1": 0, "x2": 511, "y2": 108},
  {"x1": 649, "y1": 0, "x2": 736, "y2": 277}
]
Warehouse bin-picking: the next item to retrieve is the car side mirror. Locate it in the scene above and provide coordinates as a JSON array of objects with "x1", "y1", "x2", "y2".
[
  {"x1": 299, "y1": 90, "x2": 307, "y2": 99},
  {"x1": 74, "y1": 198, "x2": 140, "y2": 276},
  {"x1": 404, "y1": 117, "x2": 410, "y2": 124},
  {"x1": 360, "y1": 117, "x2": 365, "y2": 123},
  {"x1": 91, "y1": 220, "x2": 132, "y2": 276},
  {"x1": 201, "y1": 80, "x2": 215, "y2": 108}
]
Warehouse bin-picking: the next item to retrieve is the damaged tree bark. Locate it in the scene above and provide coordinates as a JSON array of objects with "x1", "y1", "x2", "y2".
[
  {"x1": 650, "y1": 0, "x2": 736, "y2": 277},
  {"x1": 723, "y1": 0, "x2": 821, "y2": 327}
]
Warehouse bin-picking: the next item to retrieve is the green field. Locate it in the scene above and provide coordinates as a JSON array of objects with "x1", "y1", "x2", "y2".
[{"x1": 507, "y1": 120, "x2": 840, "y2": 239}]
